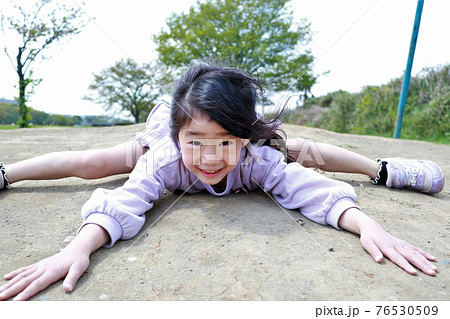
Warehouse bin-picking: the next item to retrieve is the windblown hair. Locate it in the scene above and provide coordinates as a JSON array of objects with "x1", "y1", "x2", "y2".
[{"x1": 170, "y1": 63, "x2": 293, "y2": 162}]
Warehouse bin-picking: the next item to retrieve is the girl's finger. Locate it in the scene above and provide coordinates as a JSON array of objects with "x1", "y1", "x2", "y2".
[
  {"x1": 0, "y1": 265, "x2": 38, "y2": 293},
  {"x1": 406, "y1": 243, "x2": 436, "y2": 261},
  {"x1": 13, "y1": 271, "x2": 57, "y2": 301},
  {"x1": 361, "y1": 237, "x2": 384, "y2": 263},
  {"x1": 397, "y1": 246, "x2": 437, "y2": 276},
  {"x1": 0, "y1": 268, "x2": 43, "y2": 301},
  {"x1": 383, "y1": 248, "x2": 418, "y2": 275},
  {"x1": 3, "y1": 264, "x2": 37, "y2": 281},
  {"x1": 63, "y1": 262, "x2": 87, "y2": 292}
]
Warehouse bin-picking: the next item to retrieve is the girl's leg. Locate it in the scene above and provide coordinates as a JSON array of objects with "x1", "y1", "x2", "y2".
[
  {"x1": 3, "y1": 141, "x2": 146, "y2": 184},
  {"x1": 287, "y1": 138, "x2": 444, "y2": 194},
  {"x1": 288, "y1": 138, "x2": 380, "y2": 179}
]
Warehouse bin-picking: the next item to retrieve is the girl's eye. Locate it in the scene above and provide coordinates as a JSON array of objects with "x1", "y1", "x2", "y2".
[
  {"x1": 221, "y1": 141, "x2": 231, "y2": 146},
  {"x1": 192, "y1": 141, "x2": 202, "y2": 146}
]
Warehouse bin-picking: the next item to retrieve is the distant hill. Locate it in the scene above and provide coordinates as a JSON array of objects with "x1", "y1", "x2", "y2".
[
  {"x1": 0, "y1": 98, "x2": 18, "y2": 105},
  {"x1": 0, "y1": 101, "x2": 133, "y2": 127}
]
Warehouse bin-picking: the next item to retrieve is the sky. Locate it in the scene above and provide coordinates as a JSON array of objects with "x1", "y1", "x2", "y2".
[{"x1": 0, "y1": 0, "x2": 449, "y2": 118}]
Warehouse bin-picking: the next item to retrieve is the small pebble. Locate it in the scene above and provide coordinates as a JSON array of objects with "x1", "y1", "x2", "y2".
[
  {"x1": 127, "y1": 256, "x2": 137, "y2": 262},
  {"x1": 99, "y1": 294, "x2": 108, "y2": 300},
  {"x1": 328, "y1": 245, "x2": 334, "y2": 252},
  {"x1": 26, "y1": 254, "x2": 31, "y2": 257},
  {"x1": 389, "y1": 295, "x2": 398, "y2": 301}
]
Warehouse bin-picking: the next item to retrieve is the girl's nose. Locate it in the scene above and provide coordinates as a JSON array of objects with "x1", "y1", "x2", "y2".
[
  {"x1": 201, "y1": 151, "x2": 222, "y2": 163},
  {"x1": 201, "y1": 145, "x2": 223, "y2": 163}
]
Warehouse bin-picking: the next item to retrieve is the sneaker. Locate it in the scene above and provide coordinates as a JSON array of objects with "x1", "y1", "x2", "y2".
[
  {"x1": 0, "y1": 162, "x2": 10, "y2": 190},
  {"x1": 384, "y1": 158, "x2": 444, "y2": 194}
]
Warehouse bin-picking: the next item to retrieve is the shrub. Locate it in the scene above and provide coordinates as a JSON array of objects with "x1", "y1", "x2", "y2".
[
  {"x1": 320, "y1": 90, "x2": 360, "y2": 133},
  {"x1": 352, "y1": 85, "x2": 398, "y2": 137},
  {"x1": 286, "y1": 64, "x2": 449, "y2": 144}
]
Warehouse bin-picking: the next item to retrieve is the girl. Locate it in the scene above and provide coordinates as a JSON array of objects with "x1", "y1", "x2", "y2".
[
  {"x1": 0, "y1": 108, "x2": 444, "y2": 194},
  {"x1": 0, "y1": 63, "x2": 439, "y2": 301}
]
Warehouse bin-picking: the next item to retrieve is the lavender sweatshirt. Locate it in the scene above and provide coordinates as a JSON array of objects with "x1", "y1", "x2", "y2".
[{"x1": 80, "y1": 103, "x2": 359, "y2": 247}]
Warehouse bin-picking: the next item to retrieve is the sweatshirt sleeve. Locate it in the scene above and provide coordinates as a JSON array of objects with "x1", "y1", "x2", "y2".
[
  {"x1": 79, "y1": 152, "x2": 170, "y2": 247},
  {"x1": 256, "y1": 147, "x2": 359, "y2": 229}
]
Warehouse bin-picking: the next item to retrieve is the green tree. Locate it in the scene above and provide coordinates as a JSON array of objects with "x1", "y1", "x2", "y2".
[
  {"x1": 0, "y1": 105, "x2": 9, "y2": 122},
  {"x1": 1, "y1": 0, "x2": 86, "y2": 127},
  {"x1": 47, "y1": 114, "x2": 69, "y2": 126},
  {"x1": 321, "y1": 90, "x2": 360, "y2": 133},
  {"x1": 84, "y1": 59, "x2": 168, "y2": 123},
  {"x1": 0, "y1": 103, "x2": 20, "y2": 124},
  {"x1": 402, "y1": 65, "x2": 449, "y2": 142},
  {"x1": 154, "y1": 0, "x2": 316, "y2": 101},
  {"x1": 29, "y1": 109, "x2": 50, "y2": 125},
  {"x1": 285, "y1": 64, "x2": 449, "y2": 143},
  {"x1": 352, "y1": 86, "x2": 398, "y2": 137}
]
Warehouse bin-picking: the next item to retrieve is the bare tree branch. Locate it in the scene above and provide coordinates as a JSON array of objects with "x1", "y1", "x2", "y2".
[{"x1": 1, "y1": 0, "x2": 87, "y2": 127}]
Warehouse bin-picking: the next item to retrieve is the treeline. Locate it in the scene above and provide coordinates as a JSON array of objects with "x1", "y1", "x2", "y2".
[
  {"x1": 0, "y1": 103, "x2": 133, "y2": 127},
  {"x1": 286, "y1": 64, "x2": 449, "y2": 144}
]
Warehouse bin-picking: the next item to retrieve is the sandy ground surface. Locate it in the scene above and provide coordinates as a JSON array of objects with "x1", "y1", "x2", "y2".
[{"x1": 0, "y1": 123, "x2": 448, "y2": 301}]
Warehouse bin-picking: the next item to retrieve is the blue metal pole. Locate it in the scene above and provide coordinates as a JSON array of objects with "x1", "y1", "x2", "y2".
[{"x1": 393, "y1": 0, "x2": 424, "y2": 138}]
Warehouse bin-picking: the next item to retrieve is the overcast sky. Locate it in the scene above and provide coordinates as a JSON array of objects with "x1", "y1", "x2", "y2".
[{"x1": 0, "y1": 0, "x2": 449, "y2": 117}]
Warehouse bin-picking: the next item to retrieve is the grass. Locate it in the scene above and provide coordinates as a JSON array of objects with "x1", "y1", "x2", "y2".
[
  {"x1": 0, "y1": 124, "x2": 19, "y2": 130},
  {"x1": 0, "y1": 124, "x2": 73, "y2": 130},
  {"x1": 401, "y1": 132, "x2": 450, "y2": 145}
]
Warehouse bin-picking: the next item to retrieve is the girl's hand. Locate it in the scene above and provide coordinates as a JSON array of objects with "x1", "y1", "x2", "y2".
[
  {"x1": 0, "y1": 246, "x2": 90, "y2": 301},
  {"x1": 0, "y1": 224, "x2": 109, "y2": 301},
  {"x1": 339, "y1": 208, "x2": 438, "y2": 276},
  {"x1": 359, "y1": 221, "x2": 437, "y2": 276}
]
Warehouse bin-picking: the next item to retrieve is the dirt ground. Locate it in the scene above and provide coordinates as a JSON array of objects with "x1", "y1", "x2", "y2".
[{"x1": 0, "y1": 123, "x2": 448, "y2": 301}]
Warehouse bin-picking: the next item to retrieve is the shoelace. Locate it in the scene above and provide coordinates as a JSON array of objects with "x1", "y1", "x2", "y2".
[{"x1": 403, "y1": 165, "x2": 418, "y2": 188}]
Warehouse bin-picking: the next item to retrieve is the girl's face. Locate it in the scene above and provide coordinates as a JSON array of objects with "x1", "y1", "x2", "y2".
[{"x1": 178, "y1": 112, "x2": 247, "y2": 187}]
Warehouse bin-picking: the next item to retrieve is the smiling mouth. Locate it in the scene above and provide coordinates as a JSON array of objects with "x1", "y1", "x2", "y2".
[{"x1": 199, "y1": 168, "x2": 223, "y2": 177}]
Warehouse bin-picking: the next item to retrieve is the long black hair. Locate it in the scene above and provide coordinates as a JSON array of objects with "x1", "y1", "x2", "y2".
[{"x1": 170, "y1": 63, "x2": 293, "y2": 161}]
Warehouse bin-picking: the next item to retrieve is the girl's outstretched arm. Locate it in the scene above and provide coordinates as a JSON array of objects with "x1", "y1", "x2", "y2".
[
  {"x1": 0, "y1": 224, "x2": 110, "y2": 301},
  {"x1": 338, "y1": 208, "x2": 438, "y2": 276},
  {"x1": 3, "y1": 141, "x2": 145, "y2": 185}
]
